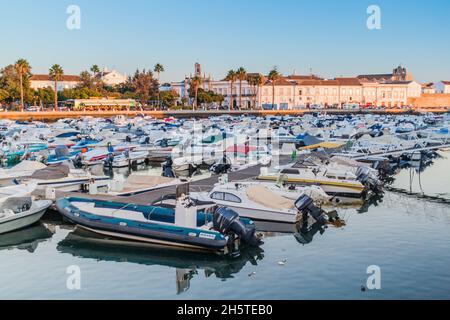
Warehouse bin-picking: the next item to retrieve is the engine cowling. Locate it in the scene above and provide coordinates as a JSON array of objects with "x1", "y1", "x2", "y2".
[{"x1": 213, "y1": 207, "x2": 261, "y2": 247}]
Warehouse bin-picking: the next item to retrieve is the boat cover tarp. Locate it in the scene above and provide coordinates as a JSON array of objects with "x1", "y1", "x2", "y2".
[
  {"x1": 298, "y1": 134, "x2": 323, "y2": 146},
  {"x1": 30, "y1": 164, "x2": 70, "y2": 180},
  {"x1": 0, "y1": 197, "x2": 32, "y2": 213},
  {"x1": 11, "y1": 160, "x2": 47, "y2": 172},
  {"x1": 124, "y1": 175, "x2": 177, "y2": 190},
  {"x1": 246, "y1": 185, "x2": 294, "y2": 211}
]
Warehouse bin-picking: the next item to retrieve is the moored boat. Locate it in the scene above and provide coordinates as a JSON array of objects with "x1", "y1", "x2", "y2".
[{"x1": 56, "y1": 185, "x2": 262, "y2": 254}]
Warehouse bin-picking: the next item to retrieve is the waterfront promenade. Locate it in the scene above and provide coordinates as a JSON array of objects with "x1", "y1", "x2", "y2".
[{"x1": 1, "y1": 107, "x2": 448, "y2": 121}]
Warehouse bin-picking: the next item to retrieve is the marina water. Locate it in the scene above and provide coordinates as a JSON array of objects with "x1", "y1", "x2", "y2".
[{"x1": 1, "y1": 151, "x2": 449, "y2": 299}]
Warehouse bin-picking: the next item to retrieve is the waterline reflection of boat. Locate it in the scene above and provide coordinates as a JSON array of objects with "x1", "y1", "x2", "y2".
[
  {"x1": 57, "y1": 228, "x2": 264, "y2": 294},
  {"x1": 0, "y1": 222, "x2": 54, "y2": 252}
]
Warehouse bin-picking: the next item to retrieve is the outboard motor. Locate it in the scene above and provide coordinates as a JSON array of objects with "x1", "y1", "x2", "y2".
[
  {"x1": 104, "y1": 153, "x2": 114, "y2": 169},
  {"x1": 294, "y1": 194, "x2": 329, "y2": 225},
  {"x1": 162, "y1": 157, "x2": 176, "y2": 178},
  {"x1": 356, "y1": 167, "x2": 383, "y2": 193},
  {"x1": 210, "y1": 156, "x2": 232, "y2": 175},
  {"x1": 213, "y1": 207, "x2": 261, "y2": 247},
  {"x1": 159, "y1": 138, "x2": 169, "y2": 148},
  {"x1": 125, "y1": 135, "x2": 132, "y2": 143},
  {"x1": 72, "y1": 154, "x2": 83, "y2": 169}
]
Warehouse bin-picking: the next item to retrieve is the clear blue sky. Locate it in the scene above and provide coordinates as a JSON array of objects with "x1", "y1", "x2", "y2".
[{"x1": 1, "y1": 0, "x2": 449, "y2": 83}]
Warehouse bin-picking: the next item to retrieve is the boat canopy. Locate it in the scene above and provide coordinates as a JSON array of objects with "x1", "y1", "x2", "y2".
[{"x1": 246, "y1": 185, "x2": 294, "y2": 211}]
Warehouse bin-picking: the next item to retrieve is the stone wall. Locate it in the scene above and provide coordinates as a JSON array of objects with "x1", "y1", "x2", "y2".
[{"x1": 408, "y1": 94, "x2": 450, "y2": 108}]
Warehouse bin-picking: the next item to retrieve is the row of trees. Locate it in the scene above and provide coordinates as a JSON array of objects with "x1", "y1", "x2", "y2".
[
  {"x1": 188, "y1": 66, "x2": 281, "y2": 110},
  {"x1": 224, "y1": 66, "x2": 281, "y2": 110},
  {"x1": 1, "y1": 59, "x2": 283, "y2": 111},
  {"x1": 0, "y1": 60, "x2": 177, "y2": 111}
]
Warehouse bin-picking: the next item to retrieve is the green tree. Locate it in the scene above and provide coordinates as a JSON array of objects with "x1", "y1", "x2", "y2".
[
  {"x1": 35, "y1": 87, "x2": 55, "y2": 107},
  {"x1": 247, "y1": 73, "x2": 265, "y2": 109},
  {"x1": 79, "y1": 71, "x2": 94, "y2": 89},
  {"x1": 90, "y1": 65, "x2": 100, "y2": 76},
  {"x1": 189, "y1": 76, "x2": 202, "y2": 110},
  {"x1": 225, "y1": 70, "x2": 237, "y2": 110},
  {"x1": 14, "y1": 59, "x2": 31, "y2": 111},
  {"x1": 131, "y1": 69, "x2": 158, "y2": 106},
  {"x1": 154, "y1": 63, "x2": 165, "y2": 107},
  {"x1": 236, "y1": 67, "x2": 247, "y2": 109},
  {"x1": 153, "y1": 63, "x2": 164, "y2": 82},
  {"x1": 49, "y1": 64, "x2": 64, "y2": 111},
  {"x1": 160, "y1": 89, "x2": 179, "y2": 108},
  {"x1": 268, "y1": 67, "x2": 281, "y2": 109},
  {"x1": 0, "y1": 64, "x2": 33, "y2": 106},
  {"x1": 0, "y1": 89, "x2": 9, "y2": 107}
]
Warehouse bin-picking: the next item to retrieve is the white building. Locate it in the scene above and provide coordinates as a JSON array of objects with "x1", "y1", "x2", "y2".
[
  {"x1": 169, "y1": 64, "x2": 423, "y2": 109},
  {"x1": 170, "y1": 63, "x2": 255, "y2": 108},
  {"x1": 422, "y1": 83, "x2": 436, "y2": 94},
  {"x1": 96, "y1": 68, "x2": 127, "y2": 86},
  {"x1": 434, "y1": 81, "x2": 450, "y2": 94},
  {"x1": 30, "y1": 74, "x2": 81, "y2": 91}
]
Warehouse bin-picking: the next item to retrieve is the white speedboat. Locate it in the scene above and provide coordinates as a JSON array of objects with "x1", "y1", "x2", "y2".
[
  {"x1": 0, "y1": 197, "x2": 52, "y2": 235},
  {"x1": 108, "y1": 151, "x2": 148, "y2": 168},
  {"x1": 191, "y1": 182, "x2": 328, "y2": 224},
  {"x1": 20, "y1": 165, "x2": 110, "y2": 192},
  {"x1": 258, "y1": 165, "x2": 366, "y2": 204}
]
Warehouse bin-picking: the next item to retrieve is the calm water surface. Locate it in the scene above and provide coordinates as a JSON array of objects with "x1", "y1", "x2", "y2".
[{"x1": 1, "y1": 152, "x2": 450, "y2": 299}]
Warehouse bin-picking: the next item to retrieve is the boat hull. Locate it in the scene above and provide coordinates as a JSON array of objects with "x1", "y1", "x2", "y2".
[
  {"x1": 213, "y1": 204, "x2": 299, "y2": 224},
  {"x1": 56, "y1": 198, "x2": 229, "y2": 253},
  {"x1": 0, "y1": 201, "x2": 52, "y2": 235}
]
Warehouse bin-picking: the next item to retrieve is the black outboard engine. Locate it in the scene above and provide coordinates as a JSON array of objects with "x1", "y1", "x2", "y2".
[
  {"x1": 104, "y1": 153, "x2": 114, "y2": 168},
  {"x1": 356, "y1": 167, "x2": 383, "y2": 193},
  {"x1": 294, "y1": 195, "x2": 329, "y2": 225},
  {"x1": 159, "y1": 138, "x2": 169, "y2": 148},
  {"x1": 162, "y1": 157, "x2": 176, "y2": 178},
  {"x1": 213, "y1": 207, "x2": 261, "y2": 247},
  {"x1": 210, "y1": 156, "x2": 231, "y2": 175},
  {"x1": 72, "y1": 154, "x2": 83, "y2": 169}
]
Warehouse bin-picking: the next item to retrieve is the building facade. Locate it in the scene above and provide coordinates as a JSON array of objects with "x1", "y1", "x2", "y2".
[
  {"x1": 96, "y1": 68, "x2": 127, "y2": 86},
  {"x1": 434, "y1": 81, "x2": 450, "y2": 94},
  {"x1": 30, "y1": 74, "x2": 81, "y2": 91},
  {"x1": 170, "y1": 64, "x2": 423, "y2": 109},
  {"x1": 171, "y1": 63, "x2": 255, "y2": 108}
]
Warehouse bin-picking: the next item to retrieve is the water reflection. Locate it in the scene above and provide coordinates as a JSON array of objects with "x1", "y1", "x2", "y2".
[
  {"x1": 0, "y1": 223, "x2": 54, "y2": 253},
  {"x1": 57, "y1": 228, "x2": 265, "y2": 294}
]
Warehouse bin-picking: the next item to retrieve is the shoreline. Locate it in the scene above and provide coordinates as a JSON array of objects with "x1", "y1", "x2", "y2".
[{"x1": 0, "y1": 108, "x2": 448, "y2": 121}]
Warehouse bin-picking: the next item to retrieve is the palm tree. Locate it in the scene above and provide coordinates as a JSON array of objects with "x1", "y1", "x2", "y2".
[
  {"x1": 236, "y1": 67, "x2": 247, "y2": 109},
  {"x1": 190, "y1": 76, "x2": 202, "y2": 110},
  {"x1": 268, "y1": 67, "x2": 281, "y2": 109},
  {"x1": 153, "y1": 63, "x2": 164, "y2": 82},
  {"x1": 49, "y1": 64, "x2": 64, "y2": 111},
  {"x1": 225, "y1": 70, "x2": 237, "y2": 110},
  {"x1": 247, "y1": 73, "x2": 265, "y2": 109},
  {"x1": 90, "y1": 65, "x2": 100, "y2": 76},
  {"x1": 154, "y1": 63, "x2": 165, "y2": 107},
  {"x1": 14, "y1": 59, "x2": 31, "y2": 112}
]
